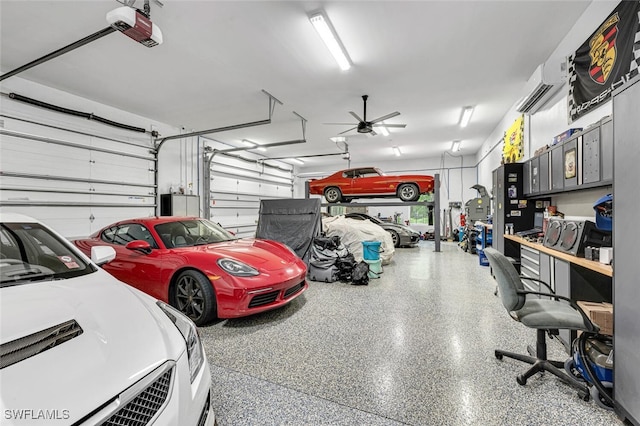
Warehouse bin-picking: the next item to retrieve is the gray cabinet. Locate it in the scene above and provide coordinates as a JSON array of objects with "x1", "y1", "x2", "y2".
[
  {"x1": 563, "y1": 137, "x2": 579, "y2": 189},
  {"x1": 539, "y1": 252, "x2": 551, "y2": 292},
  {"x1": 601, "y1": 117, "x2": 613, "y2": 182},
  {"x1": 530, "y1": 157, "x2": 539, "y2": 194},
  {"x1": 553, "y1": 258, "x2": 571, "y2": 350},
  {"x1": 539, "y1": 152, "x2": 550, "y2": 193},
  {"x1": 160, "y1": 194, "x2": 200, "y2": 216},
  {"x1": 613, "y1": 75, "x2": 640, "y2": 425},
  {"x1": 523, "y1": 160, "x2": 531, "y2": 195},
  {"x1": 520, "y1": 246, "x2": 540, "y2": 295},
  {"x1": 582, "y1": 126, "x2": 601, "y2": 184},
  {"x1": 550, "y1": 143, "x2": 564, "y2": 191}
]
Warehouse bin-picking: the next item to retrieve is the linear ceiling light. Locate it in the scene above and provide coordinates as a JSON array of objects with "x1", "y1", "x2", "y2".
[
  {"x1": 289, "y1": 158, "x2": 305, "y2": 165},
  {"x1": 309, "y1": 12, "x2": 351, "y2": 71},
  {"x1": 459, "y1": 106, "x2": 474, "y2": 128},
  {"x1": 451, "y1": 140, "x2": 462, "y2": 152},
  {"x1": 377, "y1": 122, "x2": 390, "y2": 136},
  {"x1": 392, "y1": 146, "x2": 401, "y2": 157}
]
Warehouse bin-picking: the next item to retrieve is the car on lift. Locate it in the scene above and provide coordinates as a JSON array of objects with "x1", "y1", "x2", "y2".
[
  {"x1": 345, "y1": 212, "x2": 420, "y2": 247},
  {"x1": 73, "y1": 216, "x2": 308, "y2": 326},
  {"x1": 0, "y1": 213, "x2": 214, "y2": 425},
  {"x1": 307, "y1": 167, "x2": 434, "y2": 203}
]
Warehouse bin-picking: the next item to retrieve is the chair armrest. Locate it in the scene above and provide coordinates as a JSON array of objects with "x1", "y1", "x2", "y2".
[
  {"x1": 519, "y1": 276, "x2": 555, "y2": 294},
  {"x1": 516, "y1": 290, "x2": 600, "y2": 333}
]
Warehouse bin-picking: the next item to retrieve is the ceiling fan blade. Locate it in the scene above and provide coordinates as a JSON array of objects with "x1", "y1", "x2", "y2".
[
  {"x1": 349, "y1": 111, "x2": 364, "y2": 122},
  {"x1": 372, "y1": 123, "x2": 406, "y2": 128},
  {"x1": 338, "y1": 126, "x2": 357, "y2": 135},
  {"x1": 369, "y1": 111, "x2": 400, "y2": 124},
  {"x1": 324, "y1": 123, "x2": 358, "y2": 125}
]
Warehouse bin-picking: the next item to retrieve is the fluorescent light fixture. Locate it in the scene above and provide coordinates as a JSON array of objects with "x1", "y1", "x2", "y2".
[
  {"x1": 392, "y1": 146, "x2": 401, "y2": 157},
  {"x1": 330, "y1": 136, "x2": 347, "y2": 143},
  {"x1": 289, "y1": 158, "x2": 305, "y2": 165},
  {"x1": 309, "y1": 12, "x2": 351, "y2": 71},
  {"x1": 377, "y1": 123, "x2": 390, "y2": 136},
  {"x1": 256, "y1": 146, "x2": 267, "y2": 152},
  {"x1": 451, "y1": 140, "x2": 462, "y2": 152},
  {"x1": 459, "y1": 106, "x2": 474, "y2": 128}
]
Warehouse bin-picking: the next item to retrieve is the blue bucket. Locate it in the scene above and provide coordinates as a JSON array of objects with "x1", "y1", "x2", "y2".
[{"x1": 362, "y1": 240, "x2": 382, "y2": 261}]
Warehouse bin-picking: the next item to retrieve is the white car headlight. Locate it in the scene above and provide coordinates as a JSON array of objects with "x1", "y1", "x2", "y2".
[
  {"x1": 157, "y1": 301, "x2": 205, "y2": 383},
  {"x1": 217, "y1": 258, "x2": 259, "y2": 276}
]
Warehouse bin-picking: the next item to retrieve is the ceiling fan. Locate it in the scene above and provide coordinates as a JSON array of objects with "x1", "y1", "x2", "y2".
[{"x1": 325, "y1": 95, "x2": 407, "y2": 135}]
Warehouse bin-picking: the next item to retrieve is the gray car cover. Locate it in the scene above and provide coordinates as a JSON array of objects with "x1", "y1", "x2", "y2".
[{"x1": 255, "y1": 198, "x2": 322, "y2": 264}]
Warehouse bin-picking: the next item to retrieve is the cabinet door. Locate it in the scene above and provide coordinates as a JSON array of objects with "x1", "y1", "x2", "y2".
[
  {"x1": 563, "y1": 138, "x2": 579, "y2": 189},
  {"x1": 551, "y1": 144, "x2": 564, "y2": 191},
  {"x1": 523, "y1": 160, "x2": 531, "y2": 195},
  {"x1": 530, "y1": 157, "x2": 539, "y2": 194},
  {"x1": 493, "y1": 169, "x2": 504, "y2": 254},
  {"x1": 601, "y1": 117, "x2": 613, "y2": 182},
  {"x1": 539, "y1": 152, "x2": 550, "y2": 193},
  {"x1": 582, "y1": 127, "x2": 601, "y2": 184},
  {"x1": 539, "y1": 253, "x2": 552, "y2": 292},
  {"x1": 554, "y1": 258, "x2": 571, "y2": 351}
]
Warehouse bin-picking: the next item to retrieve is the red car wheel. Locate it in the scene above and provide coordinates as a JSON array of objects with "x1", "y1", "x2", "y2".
[
  {"x1": 173, "y1": 270, "x2": 217, "y2": 326},
  {"x1": 398, "y1": 183, "x2": 419, "y2": 202},
  {"x1": 324, "y1": 187, "x2": 342, "y2": 203}
]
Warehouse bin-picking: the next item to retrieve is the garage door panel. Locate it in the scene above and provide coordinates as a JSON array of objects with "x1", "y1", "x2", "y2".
[
  {"x1": 89, "y1": 151, "x2": 155, "y2": 185},
  {"x1": 0, "y1": 206, "x2": 93, "y2": 239},
  {"x1": 1, "y1": 134, "x2": 91, "y2": 177}
]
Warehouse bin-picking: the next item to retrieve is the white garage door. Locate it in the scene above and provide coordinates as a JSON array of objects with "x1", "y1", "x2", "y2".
[
  {"x1": 206, "y1": 152, "x2": 293, "y2": 238},
  {"x1": 0, "y1": 108, "x2": 156, "y2": 238}
]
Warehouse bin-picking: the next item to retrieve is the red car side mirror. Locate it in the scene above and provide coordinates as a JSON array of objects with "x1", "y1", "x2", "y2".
[{"x1": 125, "y1": 240, "x2": 152, "y2": 255}]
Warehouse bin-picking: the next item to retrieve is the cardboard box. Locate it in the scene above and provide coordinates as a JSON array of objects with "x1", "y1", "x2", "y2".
[{"x1": 577, "y1": 301, "x2": 613, "y2": 336}]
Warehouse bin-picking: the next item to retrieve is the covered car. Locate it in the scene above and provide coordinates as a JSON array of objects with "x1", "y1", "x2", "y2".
[
  {"x1": 308, "y1": 167, "x2": 434, "y2": 203},
  {"x1": 322, "y1": 215, "x2": 395, "y2": 264},
  {"x1": 0, "y1": 213, "x2": 214, "y2": 425},
  {"x1": 345, "y1": 212, "x2": 420, "y2": 247},
  {"x1": 74, "y1": 216, "x2": 307, "y2": 325}
]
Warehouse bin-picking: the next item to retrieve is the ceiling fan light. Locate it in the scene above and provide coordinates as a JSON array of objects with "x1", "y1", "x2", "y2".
[
  {"x1": 451, "y1": 140, "x2": 462, "y2": 152},
  {"x1": 392, "y1": 146, "x2": 401, "y2": 157},
  {"x1": 309, "y1": 12, "x2": 351, "y2": 71},
  {"x1": 459, "y1": 106, "x2": 474, "y2": 128}
]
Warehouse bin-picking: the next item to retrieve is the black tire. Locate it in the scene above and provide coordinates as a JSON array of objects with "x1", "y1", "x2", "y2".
[
  {"x1": 389, "y1": 230, "x2": 400, "y2": 248},
  {"x1": 172, "y1": 269, "x2": 217, "y2": 326},
  {"x1": 324, "y1": 187, "x2": 342, "y2": 203},
  {"x1": 398, "y1": 183, "x2": 419, "y2": 202}
]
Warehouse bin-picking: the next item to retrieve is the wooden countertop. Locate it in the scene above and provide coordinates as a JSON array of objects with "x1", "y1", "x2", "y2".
[{"x1": 504, "y1": 234, "x2": 613, "y2": 277}]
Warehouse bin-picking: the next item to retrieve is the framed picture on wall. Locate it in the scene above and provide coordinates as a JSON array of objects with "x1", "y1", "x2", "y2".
[{"x1": 565, "y1": 148, "x2": 576, "y2": 179}]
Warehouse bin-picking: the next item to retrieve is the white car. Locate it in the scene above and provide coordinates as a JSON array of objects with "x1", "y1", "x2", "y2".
[{"x1": 0, "y1": 213, "x2": 215, "y2": 426}]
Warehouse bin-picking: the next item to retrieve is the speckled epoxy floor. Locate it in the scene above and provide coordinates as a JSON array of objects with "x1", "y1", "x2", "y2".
[{"x1": 199, "y1": 241, "x2": 621, "y2": 425}]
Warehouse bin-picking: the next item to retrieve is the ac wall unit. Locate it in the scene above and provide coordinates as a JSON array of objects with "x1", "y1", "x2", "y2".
[{"x1": 515, "y1": 62, "x2": 566, "y2": 114}]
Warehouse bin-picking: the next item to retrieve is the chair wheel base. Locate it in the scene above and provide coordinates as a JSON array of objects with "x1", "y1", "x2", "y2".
[
  {"x1": 495, "y1": 351, "x2": 503, "y2": 360},
  {"x1": 578, "y1": 389, "x2": 590, "y2": 402},
  {"x1": 517, "y1": 375, "x2": 527, "y2": 386}
]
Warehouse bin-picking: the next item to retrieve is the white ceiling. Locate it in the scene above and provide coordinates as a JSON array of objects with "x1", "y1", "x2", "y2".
[{"x1": 0, "y1": 0, "x2": 591, "y2": 167}]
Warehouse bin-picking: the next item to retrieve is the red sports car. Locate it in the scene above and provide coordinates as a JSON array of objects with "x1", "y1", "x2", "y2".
[
  {"x1": 74, "y1": 217, "x2": 307, "y2": 325},
  {"x1": 308, "y1": 167, "x2": 434, "y2": 203}
]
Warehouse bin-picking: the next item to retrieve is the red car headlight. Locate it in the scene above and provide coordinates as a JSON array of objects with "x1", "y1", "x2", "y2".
[{"x1": 217, "y1": 258, "x2": 259, "y2": 277}]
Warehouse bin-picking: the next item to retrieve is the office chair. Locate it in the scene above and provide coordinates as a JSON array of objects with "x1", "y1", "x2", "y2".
[{"x1": 483, "y1": 248, "x2": 598, "y2": 399}]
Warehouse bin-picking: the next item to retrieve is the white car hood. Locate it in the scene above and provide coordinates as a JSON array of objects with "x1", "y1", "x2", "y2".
[{"x1": 0, "y1": 270, "x2": 184, "y2": 424}]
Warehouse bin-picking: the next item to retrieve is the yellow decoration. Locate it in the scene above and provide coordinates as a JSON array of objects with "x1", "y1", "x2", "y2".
[{"x1": 503, "y1": 115, "x2": 524, "y2": 163}]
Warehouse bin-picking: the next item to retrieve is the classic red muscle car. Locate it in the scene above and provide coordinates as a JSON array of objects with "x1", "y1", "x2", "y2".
[{"x1": 308, "y1": 167, "x2": 434, "y2": 203}]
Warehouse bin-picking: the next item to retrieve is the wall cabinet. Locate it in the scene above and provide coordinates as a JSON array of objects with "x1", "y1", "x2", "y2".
[
  {"x1": 613, "y1": 75, "x2": 640, "y2": 425},
  {"x1": 160, "y1": 194, "x2": 200, "y2": 216},
  {"x1": 524, "y1": 117, "x2": 613, "y2": 197}
]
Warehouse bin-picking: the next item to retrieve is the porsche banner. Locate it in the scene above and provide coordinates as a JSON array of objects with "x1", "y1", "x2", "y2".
[{"x1": 568, "y1": 1, "x2": 640, "y2": 122}]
